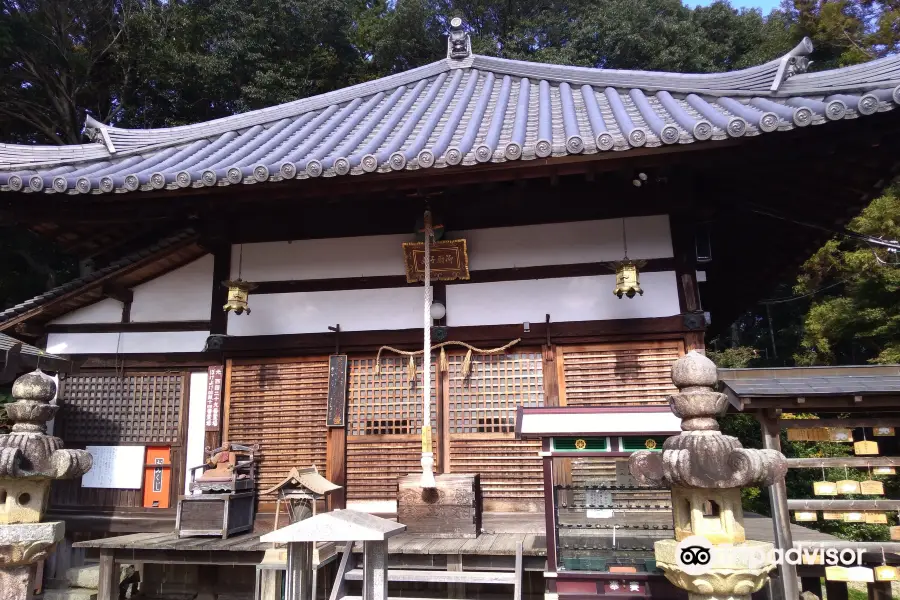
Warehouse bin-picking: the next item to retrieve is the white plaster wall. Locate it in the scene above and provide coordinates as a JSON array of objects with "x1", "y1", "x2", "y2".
[
  {"x1": 451, "y1": 215, "x2": 672, "y2": 270},
  {"x1": 230, "y1": 216, "x2": 671, "y2": 282},
  {"x1": 231, "y1": 233, "x2": 414, "y2": 281},
  {"x1": 445, "y1": 271, "x2": 681, "y2": 327},
  {"x1": 50, "y1": 297, "x2": 123, "y2": 324},
  {"x1": 185, "y1": 371, "x2": 209, "y2": 495},
  {"x1": 227, "y1": 287, "x2": 422, "y2": 336},
  {"x1": 130, "y1": 255, "x2": 213, "y2": 322},
  {"x1": 46, "y1": 331, "x2": 210, "y2": 354}
]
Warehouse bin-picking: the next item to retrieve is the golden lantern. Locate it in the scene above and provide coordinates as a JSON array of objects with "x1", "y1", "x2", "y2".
[
  {"x1": 613, "y1": 260, "x2": 644, "y2": 299},
  {"x1": 222, "y1": 279, "x2": 258, "y2": 315}
]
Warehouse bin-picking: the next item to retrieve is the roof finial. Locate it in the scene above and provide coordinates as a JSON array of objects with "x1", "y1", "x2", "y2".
[{"x1": 447, "y1": 17, "x2": 471, "y2": 60}]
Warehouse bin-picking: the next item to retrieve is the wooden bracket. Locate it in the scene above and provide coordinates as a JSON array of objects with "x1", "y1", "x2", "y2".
[
  {"x1": 102, "y1": 283, "x2": 133, "y2": 305},
  {"x1": 328, "y1": 325, "x2": 340, "y2": 355},
  {"x1": 13, "y1": 322, "x2": 44, "y2": 338}
]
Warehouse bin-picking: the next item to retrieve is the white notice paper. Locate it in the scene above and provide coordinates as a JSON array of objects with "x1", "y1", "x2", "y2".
[{"x1": 81, "y1": 445, "x2": 145, "y2": 489}]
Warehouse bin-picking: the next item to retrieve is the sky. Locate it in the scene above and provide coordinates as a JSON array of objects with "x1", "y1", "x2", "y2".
[{"x1": 684, "y1": 0, "x2": 783, "y2": 10}]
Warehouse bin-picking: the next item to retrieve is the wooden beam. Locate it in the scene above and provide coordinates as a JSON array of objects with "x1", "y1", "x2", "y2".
[
  {"x1": 73, "y1": 352, "x2": 219, "y2": 370},
  {"x1": 13, "y1": 322, "x2": 44, "y2": 338},
  {"x1": 252, "y1": 258, "x2": 677, "y2": 295},
  {"x1": 780, "y1": 418, "x2": 900, "y2": 429},
  {"x1": 209, "y1": 241, "x2": 231, "y2": 336},
  {"x1": 216, "y1": 315, "x2": 689, "y2": 356},
  {"x1": 45, "y1": 321, "x2": 211, "y2": 334},
  {"x1": 788, "y1": 457, "x2": 900, "y2": 468},
  {"x1": 787, "y1": 499, "x2": 900, "y2": 511}
]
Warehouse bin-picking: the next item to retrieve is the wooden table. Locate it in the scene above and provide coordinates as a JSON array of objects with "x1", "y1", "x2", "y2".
[{"x1": 73, "y1": 531, "x2": 336, "y2": 600}]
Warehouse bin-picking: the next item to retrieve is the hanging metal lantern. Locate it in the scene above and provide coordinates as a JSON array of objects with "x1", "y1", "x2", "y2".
[
  {"x1": 613, "y1": 260, "x2": 645, "y2": 299},
  {"x1": 222, "y1": 279, "x2": 258, "y2": 315}
]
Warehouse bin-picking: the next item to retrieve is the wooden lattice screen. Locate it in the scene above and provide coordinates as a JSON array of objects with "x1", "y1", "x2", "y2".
[
  {"x1": 58, "y1": 373, "x2": 184, "y2": 444},
  {"x1": 345, "y1": 356, "x2": 436, "y2": 502},
  {"x1": 559, "y1": 341, "x2": 683, "y2": 406},
  {"x1": 225, "y1": 359, "x2": 329, "y2": 497},
  {"x1": 447, "y1": 351, "x2": 545, "y2": 511}
]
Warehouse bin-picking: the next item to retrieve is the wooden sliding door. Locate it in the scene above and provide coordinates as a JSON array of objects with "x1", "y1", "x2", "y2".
[
  {"x1": 225, "y1": 358, "x2": 329, "y2": 498},
  {"x1": 345, "y1": 355, "x2": 437, "y2": 504},
  {"x1": 446, "y1": 350, "x2": 545, "y2": 512}
]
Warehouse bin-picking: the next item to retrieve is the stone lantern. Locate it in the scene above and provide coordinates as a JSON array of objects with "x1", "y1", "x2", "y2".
[
  {"x1": 629, "y1": 351, "x2": 788, "y2": 600},
  {"x1": 0, "y1": 370, "x2": 92, "y2": 600}
]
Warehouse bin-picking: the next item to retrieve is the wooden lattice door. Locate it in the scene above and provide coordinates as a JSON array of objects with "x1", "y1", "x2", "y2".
[
  {"x1": 345, "y1": 355, "x2": 436, "y2": 505},
  {"x1": 446, "y1": 350, "x2": 545, "y2": 512},
  {"x1": 225, "y1": 358, "x2": 329, "y2": 499}
]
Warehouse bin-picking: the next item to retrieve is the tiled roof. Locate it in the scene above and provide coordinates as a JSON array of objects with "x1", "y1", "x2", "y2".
[
  {"x1": 0, "y1": 35, "x2": 899, "y2": 195},
  {"x1": 0, "y1": 229, "x2": 197, "y2": 324},
  {"x1": 720, "y1": 367, "x2": 900, "y2": 397}
]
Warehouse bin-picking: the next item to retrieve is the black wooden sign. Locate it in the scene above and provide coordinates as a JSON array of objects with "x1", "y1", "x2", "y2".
[{"x1": 327, "y1": 354, "x2": 348, "y2": 428}]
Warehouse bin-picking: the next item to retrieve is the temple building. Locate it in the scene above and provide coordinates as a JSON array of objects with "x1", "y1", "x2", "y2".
[{"x1": 1, "y1": 21, "x2": 899, "y2": 600}]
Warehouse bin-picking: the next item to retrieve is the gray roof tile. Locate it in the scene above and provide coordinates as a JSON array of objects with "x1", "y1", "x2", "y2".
[
  {"x1": 722, "y1": 375, "x2": 900, "y2": 397},
  {"x1": 0, "y1": 37, "x2": 897, "y2": 194}
]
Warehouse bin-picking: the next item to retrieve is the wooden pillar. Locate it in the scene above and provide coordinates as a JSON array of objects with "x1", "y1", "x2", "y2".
[
  {"x1": 362, "y1": 540, "x2": 388, "y2": 600},
  {"x1": 326, "y1": 427, "x2": 347, "y2": 510},
  {"x1": 446, "y1": 553, "x2": 464, "y2": 599},
  {"x1": 286, "y1": 542, "x2": 313, "y2": 600},
  {"x1": 97, "y1": 550, "x2": 118, "y2": 600},
  {"x1": 800, "y1": 576, "x2": 823, "y2": 598},
  {"x1": 867, "y1": 581, "x2": 892, "y2": 600},
  {"x1": 757, "y1": 410, "x2": 798, "y2": 600},
  {"x1": 208, "y1": 241, "x2": 231, "y2": 336},
  {"x1": 196, "y1": 565, "x2": 218, "y2": 600},
  {"x1": 824, "y1": 580, "x2": 849, "y2": 600}
]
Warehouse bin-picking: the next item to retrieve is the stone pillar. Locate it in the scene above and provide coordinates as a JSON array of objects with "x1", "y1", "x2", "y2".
[
  {"x1": 0, "y1": 370, "x2": 92, "y2": 597},
  {"x1": 629, "y1": 352, "x2": 788, "y2": 600}
]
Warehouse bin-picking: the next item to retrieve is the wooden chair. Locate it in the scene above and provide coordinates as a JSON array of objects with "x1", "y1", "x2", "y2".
[
  {"x1": 188, "y1": 443, "x2": 259, "y2": 494},
  {"x1": 177, "y1": 443, "x2": 259, "y2": 538}
]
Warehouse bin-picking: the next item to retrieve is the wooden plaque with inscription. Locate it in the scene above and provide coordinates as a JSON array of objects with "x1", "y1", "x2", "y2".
[
  {"x1": 327, "y1": 355, "x2": 348, "y2": 428},
  {"x1": 402, "y1": 239, "x2": 469, "y2": 283}
]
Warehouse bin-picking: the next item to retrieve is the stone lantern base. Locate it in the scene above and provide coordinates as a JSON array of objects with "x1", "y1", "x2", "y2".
[
  {"x1": 0, "y1": 521, "x2": 64, "y2": 600},
  {"x1": 654, "y1": 539, "x2": 776, "y2": 600}
]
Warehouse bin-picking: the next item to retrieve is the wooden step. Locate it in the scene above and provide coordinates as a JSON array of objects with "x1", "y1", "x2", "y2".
[{"x1": 344, "y1": 568, "x2": 516, "y2": 584}]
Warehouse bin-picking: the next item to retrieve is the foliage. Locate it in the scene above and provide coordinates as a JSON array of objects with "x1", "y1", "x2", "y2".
[
  {"x1": 793, "y1": 185, "x2": 900, "y2": 366},
  {"x1": 707, "y1": 346, "x2": 760, "y2": 369}
]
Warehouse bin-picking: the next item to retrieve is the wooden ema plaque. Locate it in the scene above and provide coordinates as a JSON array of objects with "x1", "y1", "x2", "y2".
[
  {"x1": 843, "y1": 511, "x2": 866, "y2": 522},
  {"x1": 865, "y1": 512, "x2": 888, "y2": 524},
  {"x1": 814, "y1": 481, "x2": 838, "y2": 496},
  {"x1": 397, "y1": 473, "x2": 481, "y2": 538},
  {"x1": 823, "y1": 512, "x2": 845, "y2": 520},
  {"x1": 826, "y1": 566, "x2": 874, "y2": 583},
  {"x1": 891, "y1": 526, "x2": 900, "y2": 541},
  {"x1": 794, "y1": 511, "x2": 817, "y2": 522},
  {"x1": 837, "y1": 480, "x2": 861, "y2": 494},
  {"x1": 874, "y1": 427, "x2": 896, "y2": 436},
  {"x1": 875, "y1": 565, "x2": 900, "y2": 582},
  {"x1": 402, "y1": 239, "x2": 470, "y2": 283},
  {"x1": 326, "y1": 354, "x2": 348, "y2": 428},
  {"x1": 854, "y1": 440, "x2": 879, "y2": 455},
  {"x1": 874, "y1": 466, "x2": 897, "y2": 475},
  {"x1": 830, "y1": 428, "x2": 853, "y2": 442},
  {"x1": 860, "y1": 480, "x2": 885, "y2": 495}
]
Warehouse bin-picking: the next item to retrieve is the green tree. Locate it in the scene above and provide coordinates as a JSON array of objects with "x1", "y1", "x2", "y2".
[{"x1": 793, "y1": 186, "x2": 900, "y2": 366}]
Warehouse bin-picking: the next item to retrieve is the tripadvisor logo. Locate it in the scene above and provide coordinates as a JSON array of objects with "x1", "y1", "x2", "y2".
[
  {"x1": 676, "y1": 536, "x2": 714, "y2": 576},
  {"x1": 676, "y1": 535, "x2": 864, "y2": 575}
]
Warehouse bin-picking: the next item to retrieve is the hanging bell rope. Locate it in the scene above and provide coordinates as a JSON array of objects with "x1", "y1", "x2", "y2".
[{"x1": 374, "y1": 338, "x2": 522, "y2": 380}]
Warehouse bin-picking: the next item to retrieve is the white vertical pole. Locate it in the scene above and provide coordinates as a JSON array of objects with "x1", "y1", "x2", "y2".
[{"x1": 420, "y1": 210, "x2": 436, "y2": 488}]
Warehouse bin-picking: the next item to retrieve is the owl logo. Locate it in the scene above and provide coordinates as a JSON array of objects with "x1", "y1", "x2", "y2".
[{"x1": 574, "y1": 439, "x2": 587, "y2": 450}]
